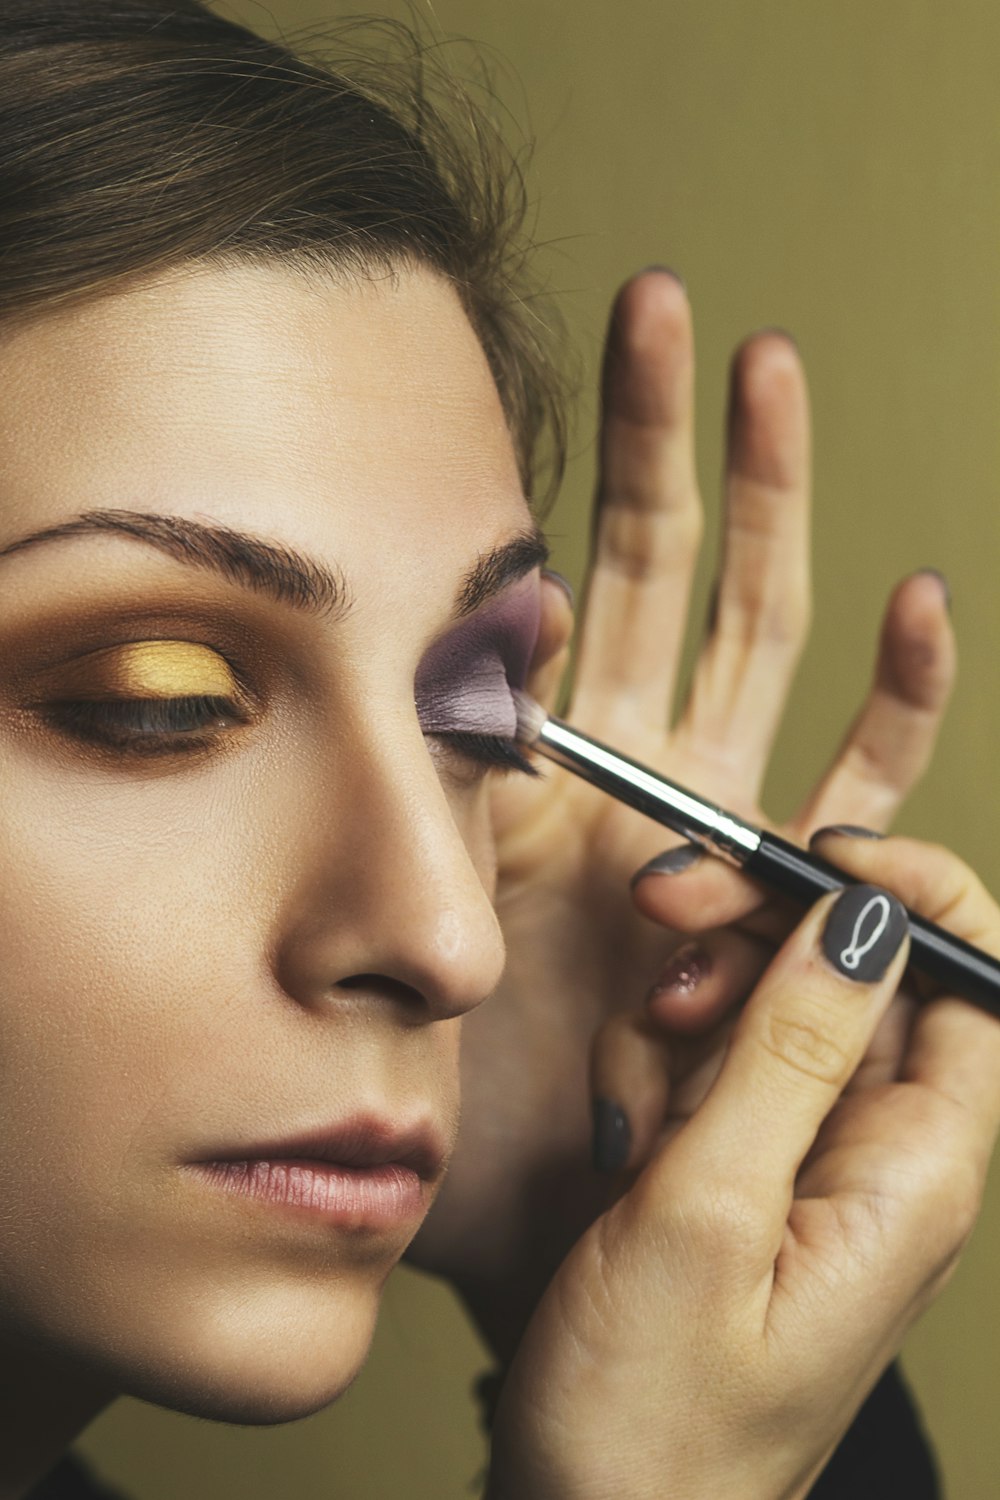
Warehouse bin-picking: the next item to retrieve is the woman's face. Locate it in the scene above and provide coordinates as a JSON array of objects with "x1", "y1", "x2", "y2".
[{"x1": 0, "y1": 260, "x2": 554, "y2": 1420}]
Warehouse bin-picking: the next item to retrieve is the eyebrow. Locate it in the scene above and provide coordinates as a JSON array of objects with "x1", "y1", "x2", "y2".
[{"x1": 0, "y1": 508, "x2": 550, "y2": 621}]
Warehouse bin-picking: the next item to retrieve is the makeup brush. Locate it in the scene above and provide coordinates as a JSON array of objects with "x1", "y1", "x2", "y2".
[{"x1": 512, "y1": 690, "x2": 1000, "y2": 1016}]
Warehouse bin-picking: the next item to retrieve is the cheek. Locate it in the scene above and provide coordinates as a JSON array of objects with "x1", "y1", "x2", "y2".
[{"x1": 0, "y1": 754, "x2": 262, "y2": 1220}]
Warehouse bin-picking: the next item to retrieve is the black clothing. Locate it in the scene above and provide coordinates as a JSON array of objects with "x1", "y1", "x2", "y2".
[
  {"x1": 808, "y1": 1362, "x2": 941, "y2": 1498},
  {"x1": 25, "y1": 1455, "x2": 125, "y2": 1499},
  {"x1": 27, "y1": 1360, "x2": 939, "y2": 1498}
]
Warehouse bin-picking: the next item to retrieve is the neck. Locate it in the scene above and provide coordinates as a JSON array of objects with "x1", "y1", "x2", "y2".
[{"x1": 0, "y1": 1342, "x2": 115, "y2": 1500}]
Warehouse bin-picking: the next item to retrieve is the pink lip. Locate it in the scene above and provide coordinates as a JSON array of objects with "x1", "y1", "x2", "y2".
[{"x1": 184, "y1": 1114, "x2": 446, "y2": 1231}]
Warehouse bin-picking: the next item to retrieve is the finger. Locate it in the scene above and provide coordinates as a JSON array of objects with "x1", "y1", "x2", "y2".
[
  {"x1": 652, "y1": 883, "x2": 911, "y2": 1250},
  {"x1": 525, "y1": 570, "x2": 575, "y2": 713},
  {"x1": 808, "y1": 829, "x2": 1000, "y2": 954},
  {"x1": 590, "y1": 1012, "x2": 672, "y2": 1172},
  {"x1": 631, "y1": 842, "x2": 796, "y2": 944},
  {"x1": 572, "y1": 268, "x2": 703, "y2": 728},
  {"x1": 841, "y1": 987, "x2": 918, "y2": 1094},
  {"x1": 796, "y1": 570, "x2": 954, "y2": 833},
  {"x1": 678, "y1": 331, "x2": 811, "y2": 797},
  {"x1": 644, "y1": 929, "x2": 775, "y2": 1034},
  {"x1": 809, "y1": 830, "x2": 1000, "y2": 1153},
  {"x1": 632, "y1": 845, "x2": 919, "y2": 1090}
]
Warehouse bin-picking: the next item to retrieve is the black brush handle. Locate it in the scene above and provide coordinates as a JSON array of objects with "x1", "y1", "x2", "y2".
[{"x1": 744, "y1": 831, "x2": 1000, "y2": 1017}]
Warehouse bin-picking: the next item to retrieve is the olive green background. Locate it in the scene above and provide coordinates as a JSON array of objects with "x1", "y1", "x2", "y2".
[{"x1": 76, "y1": 1, "x2": 1000, "y2": 1495}]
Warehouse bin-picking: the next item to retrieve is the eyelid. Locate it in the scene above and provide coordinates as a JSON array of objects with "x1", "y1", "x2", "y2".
[{"x1": 32, "y1": 640, "x2": 243, "y2": 700}]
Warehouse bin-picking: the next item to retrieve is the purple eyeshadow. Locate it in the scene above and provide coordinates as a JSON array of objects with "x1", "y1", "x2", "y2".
[{"x1": 414, "y1": 575, "x2": 541, "y2": 738}]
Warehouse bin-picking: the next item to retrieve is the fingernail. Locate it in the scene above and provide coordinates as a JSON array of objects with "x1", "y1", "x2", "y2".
[
  {"x1": 810, "y1": 824, "x2": 886, "y2": 845},
  {"x1": 821, "y1": 884, "x2": 908, "y2": 982},
  {"x1": 917, "y1": 567, "x2": 952, "y2": 615},
  {"x1": 541, "y1": 567, "x2": 575, "y2": 608},
  {"x1": 638, "y1": 263, "x2": 686, "y2": 290},
  {"x1": 592, "y1": 1098, "x2": 631, "y2": 1173},
  {"x1": 630, "y1": 843, "x2": 704, "y2": 887},
  {"x1": 648, "y1": 941, "x2": 710, "y2": 1002}
]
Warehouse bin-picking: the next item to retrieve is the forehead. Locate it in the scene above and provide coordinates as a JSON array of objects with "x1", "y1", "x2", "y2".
[{"x1": 0, "y1": 259, "x2": 530, "y2": 597}]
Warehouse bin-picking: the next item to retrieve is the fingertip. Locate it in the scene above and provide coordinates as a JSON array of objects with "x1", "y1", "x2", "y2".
[
  {"x1": 885, "y1": 567, "x2": 954, "y2": 637},
  {"x1": 808, "y1": 824, "x2": 885, "y2": 849},
  {"x1": 608, "y1": 265, "x2": 692, "y2": 361},
  {"x1": 878, "y1": 570, "x2": 956, "y2": 705},
  {"x1": 527, "y1": 572, "x2": 574, "y2": 708},
  {"x1": 540, "y1": 566, "x2": 576, "y2": 612},
  {"x1": 591, "y1": 1011, "x2": 677, "y2": 1173},
  {"x1": 631, "y1": 856, "x2": 764, "y2": 933},
  {"x1": 727, "y1": 329, "x2": 809, "y2": 484},
  {"x1": 819, "y1": 883, "x2": 910, "y2": 985},
  {"x1": 807, "y1": 827, "x2": 892, "y2": 893},
  {"x1": 626, "y1": 263, "x2": 688, "y2": 302},
  {"x1": 912, "y1": 567, "x2": 952, "y2": 617},
  {"x1": 538, "y1": 567, "x2": 575, "y2": 633},
  {"x1": 629, "y1": 843, "x2": 704, "y2": 889},
  {"x1": 733, "y1": 325, "x2": 801, "y2": 371},
  {"x1": 591, "y1": 1096, "x2": 632, "y2": 1174},
  {"x1": 645, "y1": 941, "x2": 723, "y2": 1033}
]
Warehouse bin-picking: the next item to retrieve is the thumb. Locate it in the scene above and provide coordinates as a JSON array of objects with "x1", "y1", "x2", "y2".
[{"x1": 644, "y1": 882, "x2": 910, "y2": 1257}]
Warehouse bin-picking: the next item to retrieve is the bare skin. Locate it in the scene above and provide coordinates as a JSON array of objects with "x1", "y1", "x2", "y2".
[
  {"x1": 410, "y1": 271, "x2": 962, "y2": 1353},
  {"x1": 488, "y1": 835, "x2": 1000, "y2": 1499},
  {"x1": 2, "y1": 259, "x2": 997, "y2": 1500},
  {"x1": 0, "y1": 259, "x2": 562, "y2": 1496}
]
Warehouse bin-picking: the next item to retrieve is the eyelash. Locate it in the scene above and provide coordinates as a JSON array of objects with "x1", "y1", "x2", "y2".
[
  {"x1": 41, "y1": 695, "x2": 247, "y2": 756},
  {"x1": 39, "y1": 695, "x2": 540, "y2": 777}
]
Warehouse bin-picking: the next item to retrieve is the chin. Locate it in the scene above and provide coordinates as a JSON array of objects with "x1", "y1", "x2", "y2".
[
  {"x1": 124, "y1": 1355, "x2": 368, "y2": 1428},
  {"x1": 64, "y1": 1268, "x2": 387, "y2": 1428}
]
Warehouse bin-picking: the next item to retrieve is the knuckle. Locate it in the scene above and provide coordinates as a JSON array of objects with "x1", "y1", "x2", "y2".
[
  {"x1": 599, "y1": 503, "x2": 701, "y2": 579},
  {"x1": 840, "y1": 734, "x2": 899, "y2": 792},
  {"x1": 764, "y1": 588, "x2": 812, "y2": 648},
  {"x1": 932, "y1": 1157, "x2": 984, "y2": 1249},
  {"x1": 647, "y1": 1172, "x2": 759, "y2": 1258},
  {"x1": 697, "y1": 1182, "x2": 760, "y2": 1242},
  {"x1": 758, "y1": 1007, "x2": 852, "y2": 1088},
  {"x1": 718, "y1": 578, "x2": 811, "y2": 651}
]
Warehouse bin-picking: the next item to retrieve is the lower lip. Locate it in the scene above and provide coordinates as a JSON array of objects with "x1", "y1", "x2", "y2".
[{"x1": 190, "y1": 1158, "x2": 426, "y2": 1229}]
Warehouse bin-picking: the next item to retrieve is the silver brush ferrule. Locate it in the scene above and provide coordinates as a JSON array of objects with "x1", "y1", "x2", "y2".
[{"x1": 534, "y1": 715, "x2": 762, "y2": 865}]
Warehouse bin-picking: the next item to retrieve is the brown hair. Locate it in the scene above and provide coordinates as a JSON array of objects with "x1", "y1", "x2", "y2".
[{"x1": 0, "y1": 1, "x2": 566, "y2": 503}]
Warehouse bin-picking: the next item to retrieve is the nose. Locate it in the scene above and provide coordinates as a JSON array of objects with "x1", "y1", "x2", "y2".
[{"x1": 272, "y1": 724, "x2": 507, "y2": 1023}]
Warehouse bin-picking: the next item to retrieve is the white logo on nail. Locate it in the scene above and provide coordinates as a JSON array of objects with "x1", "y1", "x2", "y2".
[{"x1": 838, "y1": 894, "x2": 893, "y2": 971}]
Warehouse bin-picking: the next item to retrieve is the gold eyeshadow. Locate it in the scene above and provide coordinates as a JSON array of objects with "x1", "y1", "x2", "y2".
[{"x1": 33, "y1": 641, "x2": 240, "y2": 700}]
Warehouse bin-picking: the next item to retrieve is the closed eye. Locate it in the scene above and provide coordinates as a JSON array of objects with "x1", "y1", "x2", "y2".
[
  {"x1": 35, "y1": 695, "x2": 540, "y2": 776},
  {"x1": 35, "y1": 694, "x2": 248, "y2": 756},
  {"x1": 435, "y1": 731, "x2": 539, "y2": 778}
]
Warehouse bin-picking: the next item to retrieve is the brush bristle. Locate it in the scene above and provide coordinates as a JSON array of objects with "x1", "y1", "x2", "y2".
[{"x1": 512, "y1": 689, "x2": 547, "y2": 745}]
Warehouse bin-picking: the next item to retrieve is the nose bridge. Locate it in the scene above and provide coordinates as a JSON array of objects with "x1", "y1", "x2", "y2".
[{"x1": 283, "y1": 720, "x2": 506, "y2": 1022}]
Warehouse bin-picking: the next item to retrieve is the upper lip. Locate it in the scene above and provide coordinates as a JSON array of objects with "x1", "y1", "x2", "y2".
[{"x1": 194, "y1": 1114, "x2": 446, "y2": 1182}]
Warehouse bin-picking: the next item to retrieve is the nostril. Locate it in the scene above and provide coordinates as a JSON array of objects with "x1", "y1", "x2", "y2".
[{"x1": 336, "y1": 974, "x2": 426, "y2": 1008}]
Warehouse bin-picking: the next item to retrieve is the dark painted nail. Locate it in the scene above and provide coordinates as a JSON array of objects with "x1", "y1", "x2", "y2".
[
  {"x1": 821, "y1": 884, "x2": 908, "y2": 982},
  {"x1": 541, "y1": 567, "x2": 575, "y2": 608},
  {"x1": 810, "y1": 824, "x2": 886, "y2": 845},
  {"x1": 592, "y1": 1098, "x2": 631, "y2": 1173},
  {"x1": 638, "y1": 264, "x2": 686, "y2": 290},
  {"x1": 630, "y1": 843, "x2": 704, "y2": 887},
  {"x1": 917, "y1": 567, "x2": 952, "y2": 615},
  {"x1": 648, "y1": 942, "x2": 710, "y2": 1002}
]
